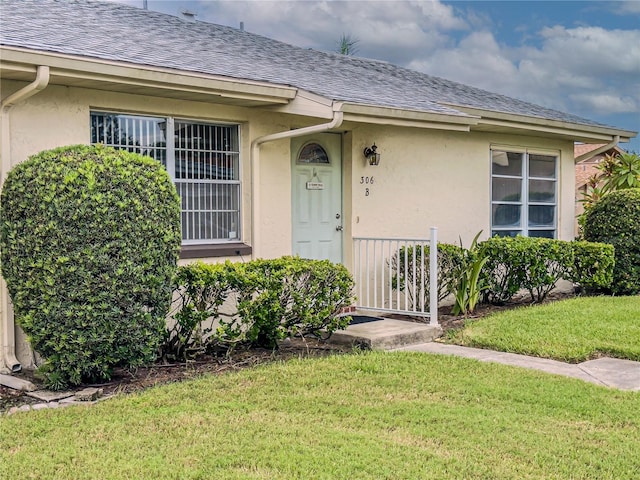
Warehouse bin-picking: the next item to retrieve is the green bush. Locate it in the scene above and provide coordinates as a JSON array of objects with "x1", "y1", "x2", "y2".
[
  {"x1": 583, "y1": 188, "x2": 640, "y2": 294},
  {"x1": 390, "y1": 243, "x2": 466, "y2": 309},
  {"x1": 567, "y1": 241, "x2": 615, "y2": 292},
  {"x1": 164, "y1": 262, "x2": 231, "y2": 361},
  {"x1": 479, "y1": 236, "x2": 527, "y2": 304},
  {"x1": 0, "y1": 145, "x2": 181, "y2": 388},
  {"x1": 165, "y1": 257, "x2": 355, "y2": 355},
  {"x1": 479, "y1": 236, "x2": 574, "y2": 304},
  {"x1": 520, "y1": 238, "x2": 574, "y2": 302}
]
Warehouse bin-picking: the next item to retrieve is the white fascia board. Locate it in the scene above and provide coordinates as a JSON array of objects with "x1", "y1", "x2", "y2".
[
  {"x1": 0, "y1": 47, "x2": 297, "y2": 104},
  {"x1": 339, "y1": 102, "x2": 478, "y2": 131},
  {"x1": 448, "y1": 104, "x2": 636, "y2": 142},
  {"x1": 264, "y1": 89, "x2": 334, "y2": 119}
]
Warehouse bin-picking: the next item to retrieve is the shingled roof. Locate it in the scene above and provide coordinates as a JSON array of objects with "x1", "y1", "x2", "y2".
[{"x1": 0, "y1": 0, "x2": 628, "y2": 130}]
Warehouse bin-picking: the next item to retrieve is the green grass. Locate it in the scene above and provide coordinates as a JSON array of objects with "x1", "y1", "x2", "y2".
[
  {"x1": 449, "y1": 296, "x2": 640, "y2": 362},
  {"x1": 2, "y1": 352, "x2": 639, "y2": 479}
]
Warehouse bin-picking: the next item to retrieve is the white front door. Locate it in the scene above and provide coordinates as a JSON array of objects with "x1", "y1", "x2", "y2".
[{"x1": 291, "y1": 133, "x2": 343, "y2": 263}]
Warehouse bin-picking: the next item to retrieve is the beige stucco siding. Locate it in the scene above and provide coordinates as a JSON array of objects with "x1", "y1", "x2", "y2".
[{"x1": 347, "y1": 123, "x2": 575, "y2": 247}]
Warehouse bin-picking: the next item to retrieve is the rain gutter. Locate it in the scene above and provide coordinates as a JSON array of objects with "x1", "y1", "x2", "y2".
[
  {"x1": 0, "y1": 65, "x2": 50, "y2": 372},
  {"x1": 575, "y1": 136, "x2": 621, "y2": 163}
]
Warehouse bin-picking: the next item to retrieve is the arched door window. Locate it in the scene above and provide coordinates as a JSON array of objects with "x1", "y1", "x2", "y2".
[{"x1": 297, "y1": 142, "x2": 329, "y2": 164}]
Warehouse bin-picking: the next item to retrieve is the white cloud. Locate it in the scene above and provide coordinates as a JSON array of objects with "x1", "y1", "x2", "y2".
[
  {"x1": 407, "y1": 30, "x2": 520, "y2": 95},
  {"x1": 536, "y1": 26, "x2": 640, "y2": 76},
  {"x1": 569, "y1": 93, "x2": 638, "y2": 114},
  {"x1": 406, "y1": 23, "x2": 640, "y2": 117},
  {"x1": 617, "y1": 0, "x2": 640, "y2": 14}
]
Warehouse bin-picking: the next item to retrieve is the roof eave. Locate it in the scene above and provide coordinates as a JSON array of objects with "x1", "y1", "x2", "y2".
[
  {"x1": 339, "y1": 102, "x2": 479, "y2": 132},
  {"x1": 449, "y1": 105, "x2": 636, "y2": 143},
  {"x1": 0, "y1": 46, "x2": 297, "y2": 107}
]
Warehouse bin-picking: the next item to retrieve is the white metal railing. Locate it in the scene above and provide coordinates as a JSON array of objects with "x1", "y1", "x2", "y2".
[{"x1": 353, "y1": 227, "x2": 438, "y2": 325}]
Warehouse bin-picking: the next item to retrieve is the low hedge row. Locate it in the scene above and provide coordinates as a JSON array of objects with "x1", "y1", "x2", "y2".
[
  {"x1": 392, "y1": 236, "x2": 615, "y2": 307},
  {"x1": 163, "y1": 257, "x2": 355, "y2": 360},
  {"x1": 479, "y1": 236, "x2": 614, "y2": 304}
]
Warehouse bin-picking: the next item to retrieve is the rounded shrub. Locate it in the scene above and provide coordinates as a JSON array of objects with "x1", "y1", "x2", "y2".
[
  {"x1": 0, "y1": 145, "x2": 181, "y2": 388},
  {"x1": 583, "y1": 188, "x2": 640, "y2": 295}
]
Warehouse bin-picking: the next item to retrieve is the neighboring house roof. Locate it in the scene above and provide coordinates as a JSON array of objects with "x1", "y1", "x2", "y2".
[
  {"x1": 574, "y1": 143, "x2": 626, "y2": 189},
  {"x1": 0, "y1": 0, "x2": 637, "y2": 142}
]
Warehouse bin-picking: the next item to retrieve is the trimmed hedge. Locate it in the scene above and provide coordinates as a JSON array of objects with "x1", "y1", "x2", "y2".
[
  {"x1": 583, "y1": 188, "x2": 640, "y2": 295},
  {"x1": 479, "y1": 236, "x2": 613, "y2": 304},
  {"x1": 0, "y1": 145, "x2": 181, "y2": 388},
  {"x1": 164, "y1": 257, "x2": 355, "y2": 358}
]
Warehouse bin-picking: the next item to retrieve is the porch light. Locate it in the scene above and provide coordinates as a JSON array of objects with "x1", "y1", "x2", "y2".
[{"x1": 364, "y1": 143, "x2": 381, "y2": 166}]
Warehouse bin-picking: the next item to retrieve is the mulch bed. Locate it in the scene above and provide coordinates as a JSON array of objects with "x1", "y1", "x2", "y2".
[{"x1": 1, "y1": 290, "x2": 577, "y2": 413}]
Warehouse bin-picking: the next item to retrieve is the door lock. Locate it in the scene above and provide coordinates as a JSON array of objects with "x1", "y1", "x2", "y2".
[{"x1": 335, "y1": 213, "x2": 341, "y2": 219}]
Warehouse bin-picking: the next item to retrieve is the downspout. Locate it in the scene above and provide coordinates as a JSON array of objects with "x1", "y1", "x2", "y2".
[
  {"x1": 250, "y1": 106, "x2": 344, "y2": 259},
  {"x1": 575, "y1": 135, "x2": 620, "y2": 163},
  {"x1": 0, "y1": 65, "x2": 50, "y2": 373}
]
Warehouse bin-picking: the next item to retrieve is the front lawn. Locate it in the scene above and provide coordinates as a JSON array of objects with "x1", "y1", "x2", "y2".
[
  {"x1": 2, "y1": 352, "x2": 639, "y2": 479},
  {"x1": 448, "y1": 296, "x2": 640, "y2": 362}
]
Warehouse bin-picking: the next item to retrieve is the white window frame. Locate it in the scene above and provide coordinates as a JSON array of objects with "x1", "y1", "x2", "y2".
[
  {"x1": 90, "y1": 111, "x2": 242, "y2": 245},
  {"x1": 490, "y1": 147, "x2": 559, "y2": 238}
]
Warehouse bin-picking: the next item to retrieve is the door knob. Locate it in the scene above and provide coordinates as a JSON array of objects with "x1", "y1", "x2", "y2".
[{"x1": 336, "y1": 225, "x2": 343, "y2": 231}]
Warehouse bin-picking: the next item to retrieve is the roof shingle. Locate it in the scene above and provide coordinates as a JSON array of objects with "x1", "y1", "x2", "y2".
[{"x1": 0, "y1": 0, "x2": 621, "y2": 128}]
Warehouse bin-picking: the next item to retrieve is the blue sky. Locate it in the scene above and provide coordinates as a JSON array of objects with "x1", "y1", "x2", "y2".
[{"x1": 111, "y1": 0, "x2": 639, "y2": 151}]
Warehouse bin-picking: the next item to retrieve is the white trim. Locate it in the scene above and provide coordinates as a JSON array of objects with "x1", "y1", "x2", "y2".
[{"x1": 490, "y1": 147, "x2": 559, "y2": 238}]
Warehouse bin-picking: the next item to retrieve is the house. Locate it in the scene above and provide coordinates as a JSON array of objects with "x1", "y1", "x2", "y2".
[
  {"x1": 574, "y1": 143, "x2": 627, "y2": 235},
  {"x1": 0, "y1": 0, "x2": 636, "y2": 372}
]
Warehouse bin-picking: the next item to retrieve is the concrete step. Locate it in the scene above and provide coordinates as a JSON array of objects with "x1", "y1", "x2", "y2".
[{"x1": 330, "y1": 317, "x2": 443, "y2": 350}]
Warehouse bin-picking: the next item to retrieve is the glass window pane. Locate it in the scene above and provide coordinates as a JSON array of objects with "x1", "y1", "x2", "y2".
[
  {"x1": 91, "y1": 112, "x2": 241, "y2": 244},
  {"x1": 90, "y1": 112, "x2": 167, "y2": 167},
  {"x1": 297, "y1": 143, "x2": 329, "y2": 164},
  {"x1": 493, "y1": 204, "x2": 521, "y2": 227},
  {"x1": 173, "y1": 121, "x2": 240, "y2": 243},
  {"x1": 174, "y1": 122, "x2": 239, "y2": 181},
  {"x1": 528, "y1": 205, "x2": 555, "y2": 227},
  {"x1": 529, "y1": 180, "x2": 556, "y2": 203},
  {"x1": 492, "y1": 178, "x2": 522, "y2": 202},
  {"x1": 529, "y1": 154, "x2": 556, "y2": 178},
  {"x1": 529, "y1": 230, "x2": 555, "y2": 239},
  {"x1": 491, "y1": 230, "x2": 521, "y2": 238},
  {"x1": 492, "y1": 151, "x2": 523, "y2": 176}
]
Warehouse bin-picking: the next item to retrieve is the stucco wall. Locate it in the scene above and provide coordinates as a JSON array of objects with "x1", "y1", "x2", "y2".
[
  {"x1": 347, "y1": 123, "x2": 575, "y2": 249},
  {"x1": 1, "y1": 80, "x2": 576, "y2": 257}
]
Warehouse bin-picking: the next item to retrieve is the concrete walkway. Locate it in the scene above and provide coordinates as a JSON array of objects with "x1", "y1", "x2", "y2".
[
  {"x1": 332, "y1": 317, "x2": 640, "y2": 391},
  {"x1": 395, "y1": 342, "x2": 640, "y2": 391}
]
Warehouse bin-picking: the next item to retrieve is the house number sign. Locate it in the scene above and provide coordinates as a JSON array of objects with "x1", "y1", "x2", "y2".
[
  {"x1": 306, "y1": 181, "x2": 324, "y2": 190},
  {"x1": 360, "y1": 176, "x2": 374, "y2": 196}
]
